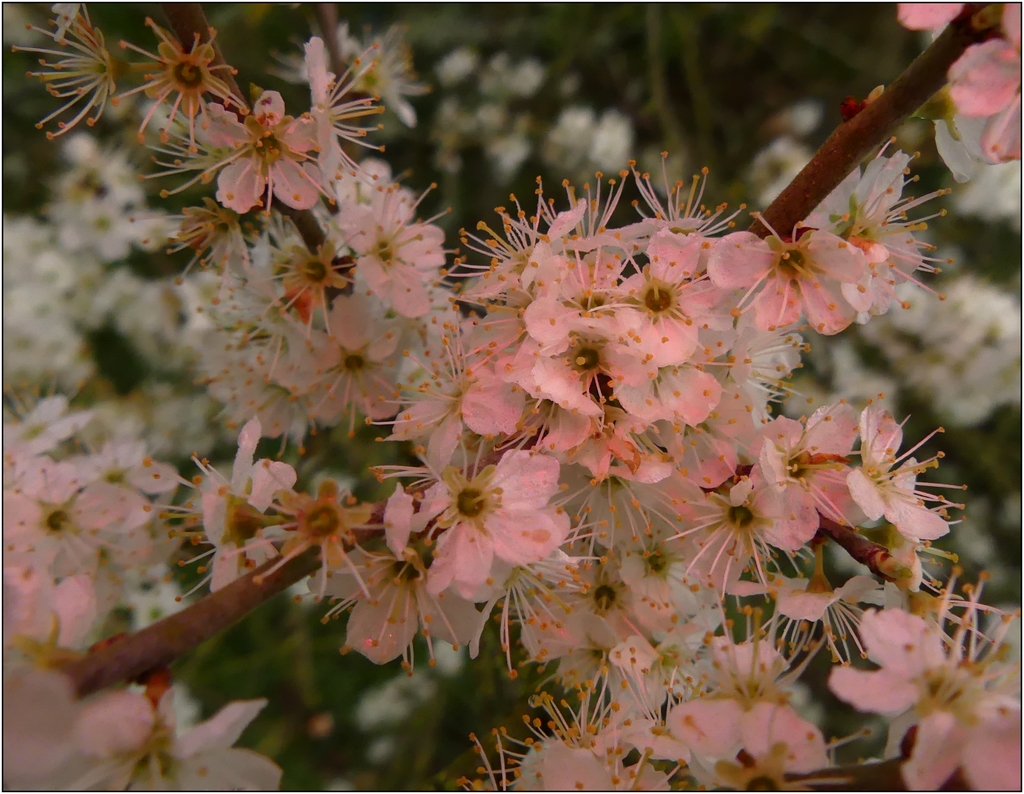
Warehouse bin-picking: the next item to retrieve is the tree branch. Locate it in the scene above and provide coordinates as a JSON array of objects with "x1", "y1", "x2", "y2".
[
  {"x1": 818, "y1": 517, "x2": 906, "y2": 583},
  {"x1": 59, "y1": 548, "x2": 320, "y2": 698},
  {"x1": 750, "y1": 5, "x2": 993, "y2": 238},
  {"x1": 279, "y1": 204, "x2": 328, "y2": 252},
  {"x1": 315, "y1": 3, "x2": 346, "y2": 78}
]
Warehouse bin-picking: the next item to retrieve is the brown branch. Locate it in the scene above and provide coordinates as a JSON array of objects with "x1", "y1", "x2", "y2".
[
  {"x1": 818, "y1": 517, "x2": 906, "y2": 583},
  {"x1": 279, "y1": 203, "x2": 328, "y2": 253},
  {"x1": 58, "y1": 548, "x2": 320, "y2": 698},
  {"x1": 790, "y1": 757, "x2": 969, "y2": 791},
  {"x1": 160, "y1": 3, "x2": 247, "y2": 111},
  {"x1": 750, "y1": 5, "x2": 994, "y2": 238},
  {"x1": 315, "y1": 3, "x2": 346, "y2": 78}
]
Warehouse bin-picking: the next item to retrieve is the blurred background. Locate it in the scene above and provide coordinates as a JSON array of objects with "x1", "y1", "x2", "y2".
[{"x1": 3, "y1": 4, "x2": 1020, "y2": 789}]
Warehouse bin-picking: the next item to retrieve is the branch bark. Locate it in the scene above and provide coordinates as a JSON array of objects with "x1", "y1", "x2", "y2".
[
  {"x1": 818, "y1": 517, "x2": 905, "y2": 583},
  {"x1": 58, "y1": 548, "x2": 319, "y2": 698},
  {"x1": 315, "y1": 3, "x2": 346, "y2": 78},
  {"x1": 750, "y1": 5, "x2": 993, "y2": 238}
]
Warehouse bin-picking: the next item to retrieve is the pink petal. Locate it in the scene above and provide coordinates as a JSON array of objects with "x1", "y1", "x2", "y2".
[
  {"x1": 901, "y1": 711, "x2": 965, "y2": 790},
  {"x1": 949, "y1": 40, "x2": 1021, "y2": 117},
  {"x1": 981, "y1": 94, "x2": 1022, "y2": 163},
  {"x1": 707, "y1": 232, "x2": 774, "y2": 288},
  {"x1": 175, "y1": 699, "x2": 268, "y2": 757},
  {"x1": 491, "y1": 450, "x2": 561, "y2": 509},
  {"x1": 828, "y1": 666, "x2": 918, "y2": 714},
  {"x1": 462, "y1": 378, "x2": 524, "y2": 437},
  {"x1": 271, "y1": 159, "x2": 320, "y2": 210},
  {"x1": 740, "y1": 703, "x2": 828, "y2": 773},
  {"x1": 668, "y1": 698, "x2": 743, "y2": 759},
  {"x1": 801, "y1": 277, "x2": 856, "y2": 336},
  {"x1": 217, "y1": 159, "x2": 266, "y2": 214},
  {"x1": 858, "y1": 608, "x2": 947, "y2": 674},
  {"x1": 897, "y1": 3, "x2": 963, "y2": 30},
  {"x1": 752, "y1": 278, "x2": 801, "y2": 330}
]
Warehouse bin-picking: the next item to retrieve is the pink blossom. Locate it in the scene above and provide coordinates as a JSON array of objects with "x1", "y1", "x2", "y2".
[
  {"x1": 208, "y1": 91, "x2": 325, "y2": 214},
  {"x1": 420, "y1": 450, "x2": 570, "y2": 597},
  {"x1": 846, "y1": 406, "x2": 953, "y2": 542},
  {"x1": 193, "y1": 417, "x2": 295, "y2": 590},
  {"x1": 707, "y1": 229, "x2": 866, "y2": 335},
  {"x1": 752, "y1": 402, "x2": 862, "y2": 528},
  {"x1": 829, "y1": 605, "x2": 1021, "y2": 790},
  {"x1": 336, "y1": 183, "x2": 445, "y2": 317},
  {"x1": 897, "y1": 4, "x2": 963, "y2": 30}
]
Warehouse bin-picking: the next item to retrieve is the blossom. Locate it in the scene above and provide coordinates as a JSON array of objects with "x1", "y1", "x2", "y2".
[
  {"x1": 752, "y1": 402, "x2": 861, "y2": 528},
  {"x1": 74, "y1": 689, "x2": 280, "y2": 790},
  {"x1": 846, "y1": 406, "x2": 955, "y2": 542},
  {"x1": 207, "y1": 91, "x2": 326, "y2": 213},
  {"x1": 804, "y1": 151, "x2": 947, "y2": 318},
  {"x1": 298, "y1": 294, "x2": 402, "y2": 432},
  {"x1": 12, "y1": 7, "x2": 119, "y2": 138},
  {"x1": 2, "y1": 394, "x2": 94, "y2": 461},
  {"x1": 326, "y1": 541, "x2": 483, "y2": 666},
  {"x1": 900, "y1": 3, "x2": 1022, "y2": 165},
  {"x1": 388, "y1": 324, "x2": 525, "y2": 470},
  {"x1": 336, "y1": 181, "x2": 445, "y2": 317},
  {"x1": 415, "y1": 450, "x2": 571, "y2": 598},
  {"x1": 188, "y1": 417, "x2": 295, "y2": 590},
  {"x1": 707, "y1": 228, "x2": 866, "y2": 335},
  {"x1": 117, "y1": 18, "x2": 244, "y2": 149},
  {"x1": 334, "y1": 23, "x2": 429, "y2": 129},
  {"x1": 304, "y1": 36, "x2": 384, "y2": 178},
  {"x1": 829, "y1": 600, "x2": 1021, "y2": 790}
]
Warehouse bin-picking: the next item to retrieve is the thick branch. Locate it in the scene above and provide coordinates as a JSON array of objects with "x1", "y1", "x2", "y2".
[
  {"x1": 750, "y1": 6, "x2": 992, "y2": 238},
  {"x1": 58, "y1": 548, "x2": 319, "y2": 698},
  {"x1": 160, "y1": 3, "x2": 247, "y2": 111}
]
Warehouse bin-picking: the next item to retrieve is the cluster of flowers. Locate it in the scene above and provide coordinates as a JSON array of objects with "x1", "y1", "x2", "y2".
[
  {"x1": 3, "y1": 395, "x2": 179, "y2": 644},
  {"x1": 4, "y1": 667, "x2": 280, "y2": 790},
  {"x1": 5, "y1": 3, "x2": 1020, "y2": 791},
  {"x1": 2, "y1": 132, "x2": 232, "y2": 461},
  {"x1": 899, "y1": 2, "x2": 1021, "y2": 177},
  {"x1": 1, "y1": 396, "x2": 277, "y2": 789},
  {"x1": 3, "y1": 134, "x2": 171, "y2": 390}
]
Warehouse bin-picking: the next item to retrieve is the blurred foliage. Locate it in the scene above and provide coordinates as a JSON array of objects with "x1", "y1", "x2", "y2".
[{"x1": 3, "y1": 3, "x2": 1020, "y2": 789}]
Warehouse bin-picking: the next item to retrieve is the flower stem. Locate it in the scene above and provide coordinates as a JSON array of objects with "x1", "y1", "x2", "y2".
[{"x1": 750, "y1": 4, "x2": 993, "y2": 238}]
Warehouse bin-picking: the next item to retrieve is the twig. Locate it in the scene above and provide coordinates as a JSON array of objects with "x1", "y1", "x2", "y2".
[
  {"x1": 59, "y1": 548, "x2": 320, "y2": 698},
  {"x1": 750, "y1": 5, "x2": 994, "y2": 238},
  {"x1": 818, "y1": 517, "x2": 904, "y2": 582},
  {"x1": 279, "y1": 204, "x2": 328, "y2": 253},
  {"x1": 315, "y1": 3, "x2": 346, "y2": 78},
  {"x1": 160, "y1": 3, "x2": 247, "y2": 111},
  {"x1": 788, "y1": 757, "x2": 968, "y2": 791}
]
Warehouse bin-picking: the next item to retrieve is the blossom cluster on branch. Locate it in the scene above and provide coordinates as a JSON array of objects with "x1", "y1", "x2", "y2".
[{"x1": 2, "y1": 2, "x2": 1021, "y2": 791}]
